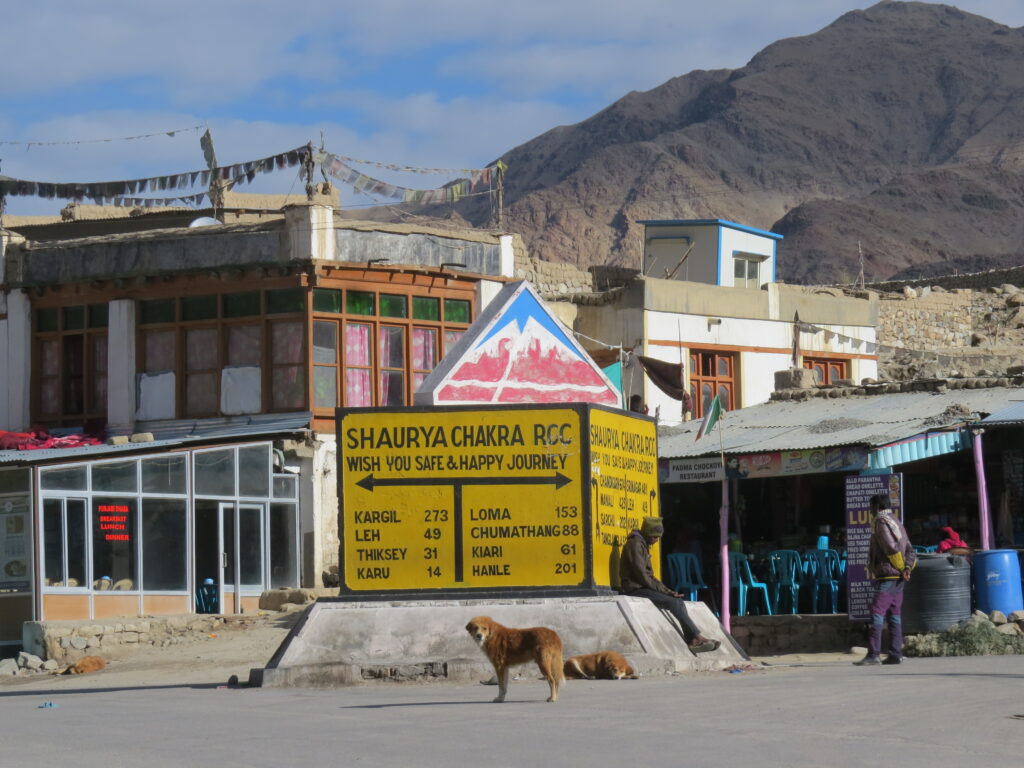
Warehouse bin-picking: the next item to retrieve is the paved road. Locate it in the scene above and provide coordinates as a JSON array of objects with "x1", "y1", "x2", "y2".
[{"x1": 1, "y1": 655, "x2": 1022, "y2": 767}]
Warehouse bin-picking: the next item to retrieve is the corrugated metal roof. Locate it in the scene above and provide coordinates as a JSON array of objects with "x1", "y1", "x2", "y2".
[
  {"x1": 659, "y1": 387, "x2": 1020, "y2": 460},
  {"x1": 0, "y1": 412, "x2": 312, "y2": 466},
  {"x1": 979, "y1": 399, "x2": 1024, "y2": 427}
]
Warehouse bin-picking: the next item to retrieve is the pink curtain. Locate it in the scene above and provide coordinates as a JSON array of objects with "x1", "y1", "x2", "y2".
[{"x1": 345, "y1": 323, "x2": 371, "y2": 407}]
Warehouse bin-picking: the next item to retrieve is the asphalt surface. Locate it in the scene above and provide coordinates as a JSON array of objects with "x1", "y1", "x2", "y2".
[{"x1": 1, "y1": 654, "x2": 1022, "y2": 767}]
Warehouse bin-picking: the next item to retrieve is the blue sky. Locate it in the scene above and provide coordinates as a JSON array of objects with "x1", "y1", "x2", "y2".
[{"x1": 2, "y1": 1, "x2": 1023, "y2": 216}]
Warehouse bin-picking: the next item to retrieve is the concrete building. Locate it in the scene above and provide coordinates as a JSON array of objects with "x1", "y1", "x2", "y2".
[
  {"x1": 576, "y1": 219, "x2": 879, "y2": 423},
  {"x1": 0, "y1": 204, "x2": 516, "y2": 641}
]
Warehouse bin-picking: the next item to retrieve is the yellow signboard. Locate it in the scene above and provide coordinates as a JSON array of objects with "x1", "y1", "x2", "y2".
[
  {"x1": 339, "y1": 406, "x2": 587, "y2": 592},
  {"x1": 588, "y1": 408, "x2": 661, "y2": 587}
]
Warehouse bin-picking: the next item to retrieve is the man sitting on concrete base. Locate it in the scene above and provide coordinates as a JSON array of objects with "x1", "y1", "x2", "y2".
[{"x1": 619, "y1": 516, "x2": 720, "y2": 654}]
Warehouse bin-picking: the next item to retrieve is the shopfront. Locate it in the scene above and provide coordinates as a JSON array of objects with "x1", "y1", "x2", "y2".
[{"x1": 3, "y1": 440, "x2": 300, "y2": 629}]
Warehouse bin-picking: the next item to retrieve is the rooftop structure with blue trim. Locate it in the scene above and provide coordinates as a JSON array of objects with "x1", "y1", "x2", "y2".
[{"x1": 639, "y1": 219, "x2": 782, "y2": 289}]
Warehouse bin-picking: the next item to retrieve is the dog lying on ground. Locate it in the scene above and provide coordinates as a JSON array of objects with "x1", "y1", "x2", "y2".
[
  {"x1": 465, "y1": 616, "x2": 564, "y2": 702},
  {"x1": 563, "y1": 651, "x2": 638, "y2": 680},
  {"x1": 65, "y1": 656, "x2": 106, "y2": 675}
]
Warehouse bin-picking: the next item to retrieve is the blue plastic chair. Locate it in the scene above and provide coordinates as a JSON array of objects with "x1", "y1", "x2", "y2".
[
  {"x1": 727, "y1": 552, "x2": 772, "y2": 616},
  {"x1": 766, "y1": 550, "x2": 803, "y2": 614},
  {"x1": 804, "y1": 550, "x2": 842, "y2": 614},
  {"x1": 666, "y1": 553, "x2": 709, "y2": 602},
  {"x1": 195, "y1": 578, "x2": 219, "y2": 614}
]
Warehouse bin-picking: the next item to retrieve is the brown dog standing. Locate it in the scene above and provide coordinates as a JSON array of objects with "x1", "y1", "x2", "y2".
[
  {"x1": 563, "y1": 651, "x2": 637, "y2": 680},
  {"x1": 465, "y1": 616, "x2": 564, "y2": 702}
]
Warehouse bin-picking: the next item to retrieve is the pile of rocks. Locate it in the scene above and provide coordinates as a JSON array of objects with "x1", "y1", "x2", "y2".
[
  {"x1": 0, "y1": 651, "x2": 61, "y2": 678},
  {"x1": 905, "y1": 609, "x2": 1024, "y2": 657}
]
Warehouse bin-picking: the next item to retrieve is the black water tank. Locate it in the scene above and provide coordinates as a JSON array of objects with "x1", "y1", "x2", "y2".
[{"x1": 902, "y1": 553, "x2": 972, "y2": 635}]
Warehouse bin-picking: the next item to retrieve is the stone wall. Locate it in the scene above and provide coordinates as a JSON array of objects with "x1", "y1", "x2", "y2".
[
  {"x1": 731, "y1": 615, "x2": 864, "y2": 655},
  {"x1": 876, "y1": 289, "x2": 974, "y2": 349},
  {"x1": 869, "y1": 264, "x2": 1024, "y2": 293},
  {"x1": 515, "y1": 254, "x2": 593, "y2": 297},
  {"x1": 21, "y1": 614, "x2": 239, "y2": 664}
]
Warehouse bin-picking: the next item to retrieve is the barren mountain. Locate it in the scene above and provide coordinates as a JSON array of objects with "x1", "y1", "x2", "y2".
[{"x1": 450, "y1": 2, "x2": 1024, "y2": 284}]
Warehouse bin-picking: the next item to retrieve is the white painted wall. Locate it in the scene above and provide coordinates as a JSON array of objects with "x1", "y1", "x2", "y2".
[
  {"x1": 107, "y1": 299, "x2": 136, "y2": 432},
  {"x1": 719, "y1": 228, "x2": 776, "y2": 287},
  {"x1": 1, "y1": 292, "x2": 31, "y2": 431},
  {"x1": 498, "y1": 234, "x2": 515, "y2": 278},
  {"x1": 310, "y1": 436, "x2": 339, "y2": 587},
  {"x1": 643, "y1": 309, "x2": 877, "y2": 424}
]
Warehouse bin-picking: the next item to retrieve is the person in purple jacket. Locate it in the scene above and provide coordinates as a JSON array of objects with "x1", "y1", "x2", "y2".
[{"x1": 854, "y1": 494, "x2": 917, "y2": 666}]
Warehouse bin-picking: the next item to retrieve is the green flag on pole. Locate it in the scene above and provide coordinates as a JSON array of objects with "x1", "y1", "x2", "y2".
[{"x1": 695, "y1": 394, "x2": 723, "y2": 440}]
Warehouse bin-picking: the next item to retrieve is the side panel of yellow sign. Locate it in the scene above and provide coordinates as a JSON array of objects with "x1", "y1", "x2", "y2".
[
  {"x1": 588, "y1": 408, "x2": 661, "y2": 588},
  {"x1": 339, "y1": 407, "x2": 586, "y2": 591}
]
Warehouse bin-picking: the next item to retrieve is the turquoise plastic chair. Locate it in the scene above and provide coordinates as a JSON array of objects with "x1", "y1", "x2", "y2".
[
  {"x1": 804, "y1": 550, "x2": 842, "y2": 614},
  {"x1": 195, "y1": 578, "x2": 219, "y2": 614},
  {"x1": 666, "y1": 553, "x2": 709, "y2": 602},
  {"x1": 766, "y1": 549, "x2": 803, "y2": 614},
  {"x1": 727, "y1": 552, "x2": 772, "y2": 616}
]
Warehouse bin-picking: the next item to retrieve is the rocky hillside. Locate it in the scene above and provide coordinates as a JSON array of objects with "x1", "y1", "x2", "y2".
[{"x1": 448, "y1": 2, "x2": 1024, "y2": 285}]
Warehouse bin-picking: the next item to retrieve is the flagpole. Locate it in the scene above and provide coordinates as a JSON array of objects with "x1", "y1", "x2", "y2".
[{"x1": 717, "y1": 406, "x2": 730, "y2": 631}]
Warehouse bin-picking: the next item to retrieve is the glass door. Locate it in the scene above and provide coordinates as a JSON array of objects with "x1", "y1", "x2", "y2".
[{"x1": 194, "y1": 500, "x2": 266, "y2": 614}]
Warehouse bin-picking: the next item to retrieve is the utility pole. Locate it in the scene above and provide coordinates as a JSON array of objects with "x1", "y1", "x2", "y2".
[
  {"x1": 858, "y1": 240, "x2": 866, "y2": 289},
  {"x1": 495, "y1": 160, "x2": 506, "y2": 229}
]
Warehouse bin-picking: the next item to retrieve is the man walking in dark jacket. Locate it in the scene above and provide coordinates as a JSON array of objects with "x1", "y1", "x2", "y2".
[
  {"x1": 855, "y1": 494, "x2": 917, "y2": 666},
  {"x1": 619, "y1": 516, "x2": 720, "y2": 654}
]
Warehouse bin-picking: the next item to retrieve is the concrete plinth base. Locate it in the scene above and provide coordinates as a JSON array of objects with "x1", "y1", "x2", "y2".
[{"x1": 251, "y1": 595, "x2": 747, "y2": 688}]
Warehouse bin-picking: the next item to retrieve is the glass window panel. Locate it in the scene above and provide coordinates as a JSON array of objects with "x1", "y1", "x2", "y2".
[
  {"x1": 92, "y1": 375, "x2": 108, "y2": 413},
  {"x1": 701, "y1": 383, "x2": 713, "y2": 412},
  {"x1": 313, "y1": 321, "x2": 337, "y2": 364},
  {"x1": 238, "y1": 506, "x2": 263, "y2": 586},
  {"x1": 380, "y1": 294, "x2": 407, "y2": 318},
  {"x1": 345, "y1": 323, "x2": 371, "y2": 366},
  {"x1": 40, "y1": 338, "x2": 60, "y2": 376},
  {"x1": 270, "y1": 503, "x2": 298, "y2": 588},
  {"x1": 443, "y1": 330, "x2": 463, "y2": 355},
  {"x1": 37, "y1": 308, "x2": 59, "y2": 333},
  {"x1": 40, "y1": 380, "x2": 60, "y2": 416},
  {"x1": 227, "y1": 324, "x2": 262, "y2": 367},
  {"x1": 238, "y1": 444, "x2": 270, "y2": 498},
  {"x1": 41, "y1": 466, "x2": 87, "y2": 490},
  {"x1": 92, "y1": 460, "x2": 138, "y2": 493},
  {"x1": 346, "y1": 291, "x2": 375, "y2": 316},
  {"x1": 92, "y1": 498, "x2": 137, "y2": 588},
  {"x1": 314, "y1": 367, "x2": 338, "y2": 409},
  {"x1": 272, "y1": 366, "x2": 306, "y2": 410},
  {"x1": 63, "y1": 336, "x2": 85, "y2": 415},
  {"x1": 182, "y1": 294, "x2": 217, "y2": 321},
  {"x1": 718, "y1": 385, "x2": 731, "y2": 409},
  {"x1": 140, "y1": 299, "x2": 175, "y2": 325},
  {"x1": 444, "y1": 298, "x2": 470, "y2": 323},
  {"x1": 88, "y1": 303, "x2": 108, "y2": 328},
  {"x1": 141, "y1": 455, "x2": 187, "y2": 494},
  {"x1": 194, "y1": 449, "x2": 236, "y2": 496},
  {"x1": 734, "y1": 259, "x2": 745, "y2": 280},
  {"x1": 379, "y1": 370, "x2": 405, "y2": 406},
  {"x1": 812, "y1": 364, "x2": 825, "y2": 384},
  {"x1": 43, "y1": 499, "x2": 64, "y2": 586},
  {"x1": 0, "y1": 468, "x2": 29, "y2": 494},
  {"x1": 313, "y1": 288, "x2": 341, "y2": 314},
  {"x1": 701, "y1": 355, "x2": 714, "y2": 376},
  {"x1": 144, "y1": 329, "x2": 176, "y2": 372},
  {"x1": 379, "y1": 326, "x2": 405, "y2": 369},
  {"x1": 412, "y1": 296, "x2": 440, "y2": 321},
  {"x1": 717, "y1": 357, "x2": 730, "y2": 377},
  {"x1": 224, "y1": 291, "x2": 260, "y2": 318},
  {"x1": 67, "y1": 500, "x2": 87, "y2": 587},
  {"x1": 141, "y1": 499, "x2": 187, "y2": 591},
  {"x1": 412, "y1": 328, "x2": 437, "y2": 370},
  {"x1": 186, "y1": 327, "x2": 219, "y2": 370},
  {"x1": 185, "y1": 372, "x2": 219, "y2": 416},
  {"x1": 63, "y1": 306, "x2": 85, "y2": 331},
  {"x1": 92, "y1": 336, "x2": 108, "y2": 374},
  {"x1": 413, "y1": 372, "x2": 427, "y2": 391},
  {"x1": 345, "y1": 368, "x2": 372, "y2": 407},
  {"x1": 267, "y1": 288, "x2": 306, "y2": 314},
  {"x1": 271, "y1": 321, "x2": 304, "y2": 364},
  {"x1": 272, "y1": 475, "x2": 297, "y2": 499}
]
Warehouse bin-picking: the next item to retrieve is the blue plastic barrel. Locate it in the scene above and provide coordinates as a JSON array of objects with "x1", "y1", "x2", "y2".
[{"x1": 972, "y1": 550, "x2": 1024, "y2": 615}]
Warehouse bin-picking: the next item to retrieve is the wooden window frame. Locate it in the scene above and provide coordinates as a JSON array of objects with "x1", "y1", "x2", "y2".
[
  {"x1": 689, "y1": 349, "x2": 737, "y2": 418},
  {"x1": 803, "y1": 356, "x2": 849, "y2": 387},
  {"x1": 32, "y1": 305, "x2": 108, "y2": 427},
  {"x1": 309, "y1": 281, "x2": 474, "y2": 412}
]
